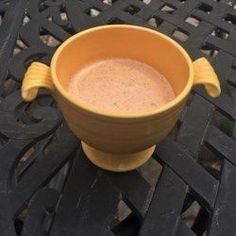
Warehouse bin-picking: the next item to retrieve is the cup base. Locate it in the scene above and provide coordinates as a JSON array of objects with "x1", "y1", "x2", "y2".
[{"x1": 81, "y1": 142, "x2": 156, "y2": 172}]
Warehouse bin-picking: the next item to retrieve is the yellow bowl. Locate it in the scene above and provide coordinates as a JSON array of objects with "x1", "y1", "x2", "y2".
[{"x1": 21, "y1": 25, "x2": 221, "y2": 172}]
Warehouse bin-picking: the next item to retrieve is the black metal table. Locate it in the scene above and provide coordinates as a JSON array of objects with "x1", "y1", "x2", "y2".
[{"x1": 0, "y1": 0, "x2": 236, "y2": 235}]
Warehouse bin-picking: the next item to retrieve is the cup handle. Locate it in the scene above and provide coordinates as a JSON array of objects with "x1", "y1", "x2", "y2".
[
  {"x1": 21, "y1": 62, "x2": 54, "y2": 102},
  {"x1": 193, "y1": 57, "x2": 221, "y2": 97}
]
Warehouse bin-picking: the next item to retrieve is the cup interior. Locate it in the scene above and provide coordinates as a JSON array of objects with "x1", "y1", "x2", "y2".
[{"x1": 54, "y1": 25, "x2": 191, "y2": 108}]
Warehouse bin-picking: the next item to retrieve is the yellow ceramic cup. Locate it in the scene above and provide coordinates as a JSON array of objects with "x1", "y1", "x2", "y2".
[{"x1": 21, "y1": 25, "x2": 221, "y2": 172}]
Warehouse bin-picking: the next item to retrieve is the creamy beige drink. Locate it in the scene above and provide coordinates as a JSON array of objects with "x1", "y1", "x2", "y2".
[{"x1": 67, "y1": 58, "x2": 175, "y2": 113}]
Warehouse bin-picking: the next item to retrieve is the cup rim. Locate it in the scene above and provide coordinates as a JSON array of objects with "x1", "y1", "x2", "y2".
[{"x1": 51, "y1": 24, "x2": 194, "y2": 119}]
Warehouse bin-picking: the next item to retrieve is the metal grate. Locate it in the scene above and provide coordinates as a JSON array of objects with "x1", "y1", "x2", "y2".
[{"x1": 0, "y1": 0, "x2": 235, "y2": 235}]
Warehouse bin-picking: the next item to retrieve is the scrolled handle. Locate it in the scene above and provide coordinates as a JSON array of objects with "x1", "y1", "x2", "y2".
[
  {"x1": 193, "y1": 57, "x2": 221, "y2": 97},
  {"x1": 21, "y1": 62, "x2": 54, "y2": 101}
]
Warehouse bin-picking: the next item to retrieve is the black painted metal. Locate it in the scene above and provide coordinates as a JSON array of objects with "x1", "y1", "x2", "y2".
[{"x1": 0, "y1": 0, "x2": 235, "y2": 235}]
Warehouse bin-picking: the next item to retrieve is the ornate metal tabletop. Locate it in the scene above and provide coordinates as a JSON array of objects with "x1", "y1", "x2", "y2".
[{"x1": 0, "y1": 0, "x2": 236, "y2": 235}]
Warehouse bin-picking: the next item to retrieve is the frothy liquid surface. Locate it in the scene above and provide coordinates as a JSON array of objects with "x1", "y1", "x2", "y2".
[{"x1": 67, "y1": 58, "x2": 175, "y2": 113}]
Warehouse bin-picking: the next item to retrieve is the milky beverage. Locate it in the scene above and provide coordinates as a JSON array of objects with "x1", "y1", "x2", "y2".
[{"x1": 67, "y1": 58, "x2": 175, "y2": 113}]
